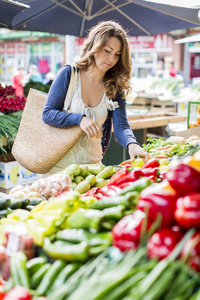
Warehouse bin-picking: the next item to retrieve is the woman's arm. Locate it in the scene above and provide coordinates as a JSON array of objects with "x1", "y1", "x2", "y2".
[
  {"x1": 42, "y1": 65, "x2": 84, "y2": 127},
  {"x1": 113, "y1": 95, "x2": 149, "y2": 161},
  {"x1": 112, "y1": 95, "x2": 139, "y2": 148}
]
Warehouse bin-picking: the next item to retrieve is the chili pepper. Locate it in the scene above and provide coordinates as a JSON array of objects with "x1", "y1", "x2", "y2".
[
  {"x1": 3, "y1": 286, "x2": 31, "y2": 300},
  {"x1": 166, "y1": 163, "x2": 200, "y2": 196},
  {"x1": 89, "y1": 192, "x2": 139, "y2": 210},
  {"x1": 106, "y1": 166, "x2": 133, "y2": 187},
  {"x1": 118, "y1": 177, "x2": 151, "y2": 196},
  {"x1": 66, "y1": 209, "x2": 105, "y2": 231},
  {"x1": 141, "y1": 157, "x2": 160, "y2": 169},
  {"x1": 56, "y1": 228, "x2": 112, "y2": 246},
  {"x1": 43, "y1": 238, "x2": 89, "y2": 262},
  {"x1": 37, "y1": 259, "x2": 66, "y2": 296},
  {"x1": 181, "y1": 232, "x2": 200, "y2": 272},
  {"x1": 112, "y1": 210, "x2": 151, "y2": 252},
  {"x1": 140, "y1": 167, "x2": 160, "y2": 178},
  {"x1": 83, "y1": 187, "x2": 102, "y2": 199},
  {"x1": 102, "y1": 205, "x2": 125, "y2": 220},
  {"x1": 117, "y1": 182, "x2": 132, "y2": 189},
  {"x1": 112, "y1": 169, "x2": 144, "y2": 187},
  {"x1": 174, "y1": 192, "x2": 200, "y2": 230},
  {"x1": 147, "y1": 227, "x2": 184, "y2": 260},
  {"x1": 137, "y1": 181, "x2": 178, "y2": 228}
]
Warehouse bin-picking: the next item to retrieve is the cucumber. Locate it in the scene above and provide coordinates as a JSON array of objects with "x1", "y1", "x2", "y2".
[
  {"x1": 9, "y1": 199, "x2": 23, "y2": 209},
  {"x1": 25, "y1": 205, "x2": 35, "y2": 211},
  {"x1": 0, "y1": 196, "x2": 11, "y2": 209},
  {"x1": 0, "y1": 209, "x2": 12, "y2": 218},
  {"x1": 20, "y1": 198, "x2": 30, "y2": 208},
  {"x1": 28, "y1": 198, "x2": 44, "y2": 206}
]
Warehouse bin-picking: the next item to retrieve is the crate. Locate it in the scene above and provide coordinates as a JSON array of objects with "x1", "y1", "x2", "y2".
[
  {"x1": 187, "y1": 101, "x2": 200, "y2": 129},
  {"x1": 127, "y1": 97, "x2": 151, "y2": 110},
  {"x1": 0, "y1": 153, "x2": 42, "y2": 189},
  {"x1": 150, "y1": 99, "x2": 177, "y2": 112}
]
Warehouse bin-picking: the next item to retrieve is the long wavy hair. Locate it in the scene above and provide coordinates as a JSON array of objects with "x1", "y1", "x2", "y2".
[{"x1": 75, "y1": 21, "x2": 132, "y2": 99}]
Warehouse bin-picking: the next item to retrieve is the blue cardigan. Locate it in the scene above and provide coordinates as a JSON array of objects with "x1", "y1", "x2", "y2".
[{"x1": 42, "y1": 65, "x2": 139, "y2": 154}]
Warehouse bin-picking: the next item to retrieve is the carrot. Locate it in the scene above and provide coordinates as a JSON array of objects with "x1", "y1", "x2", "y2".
[
  {"x1": 151, "y1": 155, "x2": 168, "y2": 159},
  {"x1": 119, "y1": 159, "x2": 132, "y2": 166},
  {"x1": 154, "y1": 145, "x2": 172, "y2": 151}
]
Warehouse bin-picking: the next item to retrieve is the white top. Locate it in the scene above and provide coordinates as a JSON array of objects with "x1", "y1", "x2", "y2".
[{"x1": 45, "y1": 72, "x2": 117, "y2": 175}]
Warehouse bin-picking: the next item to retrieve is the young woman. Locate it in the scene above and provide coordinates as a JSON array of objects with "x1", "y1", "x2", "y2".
[{"x1": 42, "y1": 21, "x2": 149, "y2": 175}]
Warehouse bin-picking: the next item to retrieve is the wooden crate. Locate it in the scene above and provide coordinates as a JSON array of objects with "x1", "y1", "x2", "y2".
[
  {"x1": 150, "y1": 99, "x2": 177, "y2": 112},
  {"x1": 127, "y1": 97, "x2": 151, "y2": 110}
]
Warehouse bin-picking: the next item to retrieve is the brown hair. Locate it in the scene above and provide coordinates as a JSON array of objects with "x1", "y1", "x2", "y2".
[{"x1": 75, "y1": 21, "x2": 132, "y2": 99}]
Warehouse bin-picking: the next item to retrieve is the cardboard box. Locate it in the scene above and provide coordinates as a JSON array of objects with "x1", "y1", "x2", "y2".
[
  {"x1": 177, "y1": 125, "x2": 200, "y2": 139},
  {"x1": 0, "y1": 153, "x2": 42, "y2": 189}
]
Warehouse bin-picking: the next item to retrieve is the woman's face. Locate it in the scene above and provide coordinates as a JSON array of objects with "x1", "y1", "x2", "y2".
[{"x1": 94, "y1": 37, "x2": 122, "y2": 73}]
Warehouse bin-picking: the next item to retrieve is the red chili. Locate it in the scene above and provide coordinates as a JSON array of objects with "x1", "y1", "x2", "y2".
[
  {"x1": 106, "y1": 166, "x2": 133, "y2": 187},
  {"x1": 141, "y1": 158, "x2": 160, "y2": 169},
  {"x1": 147, "y1": 227, "x2": 183, "y2": 260},
  {"x1": 174, "y1": 192, "x2": 200, "y2": 230},
  {"x1": 166, "y1": 163, "x2": 200, "y2": 196},
  {"x1": 113, "y1": 169, "x2": 143, "y2": 187}
]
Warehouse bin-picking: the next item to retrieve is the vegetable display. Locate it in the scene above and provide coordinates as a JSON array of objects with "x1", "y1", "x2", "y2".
[{"x1": 0, "y1": 143, "x2": 200, "y2": 299}]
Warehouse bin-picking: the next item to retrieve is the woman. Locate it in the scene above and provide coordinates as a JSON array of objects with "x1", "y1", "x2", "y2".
[{"x1": 42, "y1": 21, "x2": 149, "y2": 175}]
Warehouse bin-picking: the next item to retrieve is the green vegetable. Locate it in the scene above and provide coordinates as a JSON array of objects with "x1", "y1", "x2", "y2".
[
  {"x1": 37, "y1": 259, "x2": 66, "y2": 296},
  {"x1": 30, "y1": 263, "x2": 51, "y2": 289},
  {"x1": 0, "y1": 196, "x2": 11, "y2": 209},
  {"x1": 43, "y1": 238, "x2": 90, "y2": 262},
  {"x1": 10, "y1": 251, "x2": 30, "y2": 289},
  {"x1": 26, "y1": 256, "x2": 47, "y2": 276}
]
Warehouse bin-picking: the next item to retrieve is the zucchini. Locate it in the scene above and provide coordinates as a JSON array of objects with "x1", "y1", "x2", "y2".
[
  {"x1": 28, "y1": 198, "x2": 44, "y2": 206},
  {"x1": 9, "y1": 199, "x2": 23, "y2": 209},
  {"x1": 20, "y1": 198, "x2": 30, "y2": 208},
  {"x1": 0, "y1": 196, "x2": 11, "y2": 209}
]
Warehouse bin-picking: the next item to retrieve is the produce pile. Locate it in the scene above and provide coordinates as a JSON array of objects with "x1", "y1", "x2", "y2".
[
  {"x1": 0, "y1": 139, "x2": 200, "y2": 299},
  {"x1": 0, "y1": 111, "x2": 23, "y2": 155},
  {"x1": 0, "y1": 84, "x2": 26, "y2": 114}
]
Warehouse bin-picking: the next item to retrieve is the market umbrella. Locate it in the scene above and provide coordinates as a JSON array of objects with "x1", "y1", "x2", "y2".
[
  {"x1": 0, "y1": 0, "x2": 29, "y2": 29},
  {"x1": 11, "y1": 0, "x2": 200, "y2": 37}
]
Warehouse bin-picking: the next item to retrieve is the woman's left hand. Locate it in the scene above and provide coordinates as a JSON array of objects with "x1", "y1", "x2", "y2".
[{"x1": 128, "y1": 143, "x2": 150, "y2": 163}]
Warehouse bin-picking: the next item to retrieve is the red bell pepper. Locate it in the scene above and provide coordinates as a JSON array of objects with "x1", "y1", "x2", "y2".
[
  {"x1": 141, "y1": 157, "x2": 160, "y2": 169},
  {"x1": 174, "y1": 192, "x2": 200, "y2": 230},
  {"x1": 106, "y1": 166, "x2": 133, "y2": 187},
  {"x1": 112, "y1": 210, "x2": 151, "y2": 252},
  {"x1": 166, "y1": 163, "x2": 200, "y2": 196},
  {"x1": 137, "y1": 181, "x2": 178, "y2": 228},
  {"x1": 147, "y1": 227, "x2": 183, "y2": 260},
  {"x1": 181, "y1": 232, "x2": 200, "y2": 272},
  {"x1": 3, "y1": 286, "x2": 32, "y2": 300}
]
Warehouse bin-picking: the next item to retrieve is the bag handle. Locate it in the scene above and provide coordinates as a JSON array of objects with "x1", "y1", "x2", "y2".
[{"x1": 63, "y1": 64, "x2": 78, "y2": 111}]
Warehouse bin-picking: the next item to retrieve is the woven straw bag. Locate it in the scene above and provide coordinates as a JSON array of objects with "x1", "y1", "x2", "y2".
[{"x1": 12, "y1": 65, "x2": 83, "y2": 174}]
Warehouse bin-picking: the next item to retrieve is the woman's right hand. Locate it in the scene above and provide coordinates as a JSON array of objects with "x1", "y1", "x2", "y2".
[{"x1": 80, "y1": 116, "x2": 102, "y2": 139}]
